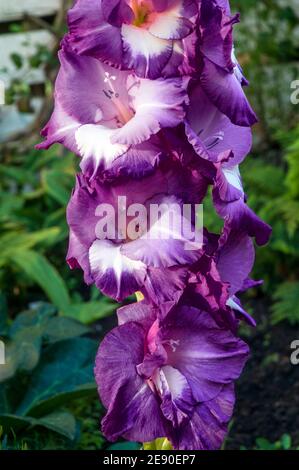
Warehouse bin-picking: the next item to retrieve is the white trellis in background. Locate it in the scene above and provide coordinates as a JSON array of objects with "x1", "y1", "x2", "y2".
[{"x1": 0, "y1": 0, "x2": 60, "y2": 142}]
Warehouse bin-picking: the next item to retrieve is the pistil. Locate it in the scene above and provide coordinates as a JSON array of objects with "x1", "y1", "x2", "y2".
[
  {"x1": 104, "y1": 72, "x2": 134, "y2": 125},
  {"x1": 131, "y1": 0, "x2": 150, "y2": 27}
]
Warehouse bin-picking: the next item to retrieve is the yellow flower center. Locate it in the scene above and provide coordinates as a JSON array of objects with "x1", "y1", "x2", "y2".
[{"x1": 131, "y1": 0, "x2": 151, "y2": 27}]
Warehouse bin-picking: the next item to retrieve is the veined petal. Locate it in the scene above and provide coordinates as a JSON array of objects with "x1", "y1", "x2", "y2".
[
  {"x1": 185, "y1": 84, "x2": 252, "y2": 165},
  {"x1": 102, "y1": 0, "x2": 134, "y2": 26},
  {"x1": 148, "y1": 0, "x2": 197, "y2": 40},
  {"x1": 75, "y1": 124, "x2": 129, "y2": 178},
  {"x1": 37, "y1": 48, "x2": 129, "y2": 156},
  {"x1": 213, "y1": 165, "x2": 272, "y2": 246},
  {"x1": 122, "y1": 195, "x2": 202, "y2": 268},
  {"x1": 55, "y1": 49, "x2": 129, "y2": 124},
  {"x1": 117, "y1": 301, "x2": 157, "y2": 327},
  {"x1": 217, "y1": 231, "x2": 255, "y2": 295},
  {"x1": 162, "y1": 30, "x2": 198, "y2": 77},
  {"x1": 143, "y1": 266, "x2": 188, "y2": 308},
  {"x1": 161, "y1": 305, "x2": 249, "y2": 402},
  {"x1": 200, "y1": 57, "x2": 257, "y2": 127},
  {"x1": 66, "y1": 0, "x2": 123, "y2": 65},
  {"x1": 111, "y1": 75, "x2": 189, "y2": 145},
  {"x1": 170, "y1": 384, "x2": 235, "y2": 450},
  {"x1": 89, "y1": 239, "x2": 147, "y2": 301},
  {"x1": 36, "y1": 101, "x2": 80, "y2": 153},
  {"x1": 95, "y1": 322, "x2": 167, "y2": 442},
  {"x1": 159, "y1": 365, "x2": 195, "y2": 426},
  {"x1": 121, "y1": 24, "x2": 173, "y2": 78},
  {"x1": 199, "y1": 0, "x2": 236, "y2": 71},
  {"x1": 66, "y1": 229, "x2": 93, "y2": 285},
  {"x1": 66, "y1": 174, "x2": 101, "y2": 249}
]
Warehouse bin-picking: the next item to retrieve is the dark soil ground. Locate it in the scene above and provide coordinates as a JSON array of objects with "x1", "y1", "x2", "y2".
[{"x1": 226, "y1": 299, "x2": 299, "y2": 449}]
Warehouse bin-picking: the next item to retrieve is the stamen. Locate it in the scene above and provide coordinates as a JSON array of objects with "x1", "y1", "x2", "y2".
[
  {"x1": 202, "y1": 131, "x2": 225, "y2": 150},
  {"x1": 102, "y1": 72, "x2": 133, "y2": 125},
  {"x1": 169, "y1": 339, "x2": 180, "y2": 352},
  {"x1": 161, "y1": 338, "x2": 180, "y2": 352},
  {"x1": 131, "y1": 0, "x2": 149, "y2": 27}
]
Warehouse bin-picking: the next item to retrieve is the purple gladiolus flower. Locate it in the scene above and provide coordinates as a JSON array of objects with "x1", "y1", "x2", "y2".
[
  {"x1": 186, "y1": 229, "x2": 258, "y2": 330},
  {"x1": 37, "y1": 0, "x2": 271, "y2": 451},
  {"x1": 212, "y1": 163, "x2": 272, "y2": 246},
  {"x1": 198, "y1": 0, "x2": 257, "y2": 126},
  {"x1": 37, "y1": 47, "x2": 190, "y2": 179},
  {"x1": 66, "y1": 165, "x2": 208, "y2": 301},
  {"x1": 95, "y1": 301, "x2": 249, "y2": 449},
  {"x1": 185, "y1": 83, "x2": 252, "y2": 165},
  {"x1": 65, "y1": 0, "x2": 199, "y2": 79}
]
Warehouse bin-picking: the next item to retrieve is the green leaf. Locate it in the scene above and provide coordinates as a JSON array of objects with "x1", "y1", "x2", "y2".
[
  {"x1": 1, "y1": 304, "x2": 54, "y2": 381},
  {"x1": 0, "y1": 336, "x2": 41, "y2": 382},
  {"x1": 108, "y1": 442, "x2": 141, "y2": 450},
  {"x1": 44, "y1": 317, "x2": 89, "y2": 343},
  {"x1": 281, "y1": 433, "x2": 292, "y2": 450},
  {"x1": 143, "y1": 438, "x2": 173, "y2": 450},
  {"x1": 0, "y1": 228, "x2": 61, "y2": 265},
  {"x1": 10, "y1": 53, "x2": 23, "y2": 69},
  {"x1": 271, "y1": 282, "x2": 299, "y2": 325},
  {"x1": 1, "y1": 304, "x2": 91, "y2": 381},
  {"x1": 0, "y1": 414, "x2": 34, "y2": 432},
  {"x1": 0, "y1": 385, "x2": 9, "y2": 414},
  {"x1": 0, "y1": 411, "x2": 77, "y2": 440},
  {"x1": 16, "y1": 338, "x2": 97, "y2": 417},
  {"x1": 64, "y1": 298, "x2": 116, "y2": 324},
  {"x1": 10, "y1": 251, "x2": 70, "y2": 312},
  {"x1": 12, "y1": 334, "x2": 41, "y2": 373},
  {"x1": 0, "y1": 164, "x2": 34, "y2": 184},
  {"x1": 35, "y1": 411, "x2": 77, "y2": 440},
  {"x1": 255, "y1": 437, "x2": 276, "y2": 450},
  {"x1": 0, "y1": 193, "x2": 23, "y2": 222},
  {"x1": 42, "y1": 170, "x2": 72, "y2": 206},
  {"x1": 10, "y1": 303, "x2": 56, "y2": 337},
  {"x1": 0, "y1": 293, "x2": 8, "y2": 335}
]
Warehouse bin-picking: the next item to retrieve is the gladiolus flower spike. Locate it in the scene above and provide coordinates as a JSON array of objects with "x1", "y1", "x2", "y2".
[{"x1": 38, "y1": 0, "x2": 271, "y2": 451}]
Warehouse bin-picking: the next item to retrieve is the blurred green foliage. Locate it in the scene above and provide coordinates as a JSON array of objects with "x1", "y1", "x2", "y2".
[
  {"x1": 0, "y1": 145, "x2": 116, "y2": 323},
  {"x1": 241, "y1": 433, "x2": 299, "y2": 450},
  {"x1": 0, "y1": 302, "x2": 98, "y2": 443},
  {"x1": 0, "y1": 146, "x2": 116, "y2": 448}
]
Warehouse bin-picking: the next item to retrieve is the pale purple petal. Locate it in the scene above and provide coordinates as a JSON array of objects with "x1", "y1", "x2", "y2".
[
  {"x1": 170, "y1": 384, "x2": 235, "y2": 450},
  {"x1": 117, "y1": 301, "x2": 157, "y2": 326},
  {"x1": 121, "y1": 24, "x2": 173, "y2": 79},
  {"x1": 143, "y1": 266, "x2": 189, "y2": 309},
  {"x1": 226, "y1": 296, "x2": 256, "y2": 327},
  {"x1": 161, "y1": 305, "x2": 249, "y2": 402},
  {"x1": 213, "y1": 165, "x2": 272, "y2": 245},
  {"x1": 95, "y1": 322, "x2": 168, "y2": 442},
  {"x1": 185, "y1": 84, "x2": 252, "y2": 165},
  {"x1": 111, "y1": 75, "x2": 189, "y2": 145},
  {"x1": 159, "y1": 365, "x2": 195, "y2": 426},
  {"x1": 200, "y1": 57, "x2": 257, "y2": 127},
  {"x1": 66, "y1": 0, "x2": 123, "y2": 65},
  {"x1": 217, "y1": 231, "x2": 255, "y2": 295},
  {"x1": 148, "y1": 0, "x2": 197, "y2": 40},
  {"x1": 122, "y1": 195, "x2": 202, "y2": 268},
  {"x1": 89, "y1": 239, "x2": 147, "y2": 301},
  {"x1": 199, "y1": 0, "x2": 236, "y2": 71}
]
